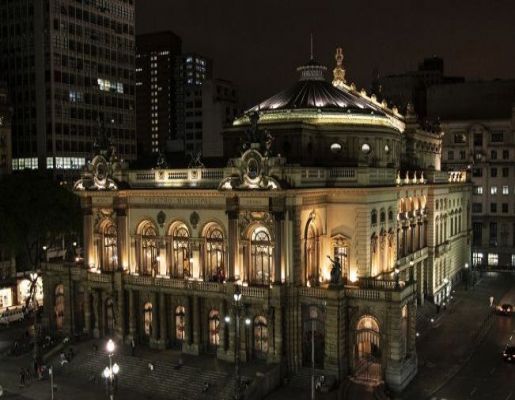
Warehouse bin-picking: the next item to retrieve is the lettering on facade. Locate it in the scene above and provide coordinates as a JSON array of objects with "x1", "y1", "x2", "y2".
[
  {"x1": 130, "y1": 197, "x2": 217, "y2": 208},
  {"x1": 239, "y1": 197, "x2": 269, "y2": 208}
]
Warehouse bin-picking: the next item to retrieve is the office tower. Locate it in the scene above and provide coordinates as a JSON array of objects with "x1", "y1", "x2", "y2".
[
  {"x1": 0, "y1": 0, "x2": 136, "y2": 175},
  {"x1": 136, "y1": 31, "x2": 182, "y2": 159}
]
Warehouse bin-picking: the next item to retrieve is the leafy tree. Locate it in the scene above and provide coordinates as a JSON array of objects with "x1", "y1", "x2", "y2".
[{"x1": 0, "y1": 172, "x2": 81, "y2": 272}]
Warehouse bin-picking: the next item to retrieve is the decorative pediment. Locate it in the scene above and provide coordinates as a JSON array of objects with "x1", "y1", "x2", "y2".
[{"x1": 219, "y1": 149, "x2": 280, "y2": 191}]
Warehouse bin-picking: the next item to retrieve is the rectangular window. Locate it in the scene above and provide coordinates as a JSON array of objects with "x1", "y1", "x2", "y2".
[
  {"x1": 488, "y1": 253, "x2": 498, "y2": 266},
  {"x1": 473, "y1": 222, "x2": 482, "y2": 246},
  {"x1": 454, "y1": 134, "x2": 466, "y2": 143},
  {"x1": 447, "y1": 151, "x2": 454, "y2": 161},
  {"x1": 491, "y1": 168, "x2": 497, "y2": 178},
  {"x1": 502, "y1": 203, "x2": 509, "y2": 213},
  {"x1": 459, "y1": 151, "x2": 466, "y2": 160},
  {"x1": 491, "y1": 150, "x2": 497, "y2": 160},
  {"x1": 502, "y1": 167, "x2": 509, "y2": 177},
  {"x1": 490, "y1": 203, "x2": 497, "y2": 213},
  {"x1": 472, "y1": 203, "x2": 482, "y2": 213},
  {"x1": 490, "y1": 222, "x2": 497, "y2": 247},
  {"x1": 474, "y1": 186, "x2": 483, "y2": 195},
  {"x1": 472, "y1": 168, "x2": 482, "y2": 177},
  {"x1": 503, "y1": 150, "x2": 509, "y2": 160},
  {"x1": 473, "y1": 252, "x2": 483, "y2": 266},
  {"x1": 490, "y1": 186, "x2": 497, "y2": 195},
  {"x1": 491, "y1": 132, "x2": 504, "y2": 143},
  {"x1": 474, "y1": 133, "x2": 483, "y2": 146},
  {"x1": 503, "y1": 186, "x2": 509, "y2": 195},
  {"x1": 512, "y1": 255, "x2": 515, "y2": 267}
]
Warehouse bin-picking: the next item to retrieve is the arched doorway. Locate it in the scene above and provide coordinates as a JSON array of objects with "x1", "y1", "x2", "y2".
[
  {"x1": 253, "y1": 315, "x2": 268, "y2": 359},
  {"x1": 354, "y1": 315, "x2": 382, "y2": 381},
  {"x1": 302, "y1": 305, "x2": 325, "y2": 369},
  {"x1": 208, "y1": 309, "x2": 220, "y2": 352},
  {"x1": 54, "y1": 284, "x2": 65, "y2": 332}
]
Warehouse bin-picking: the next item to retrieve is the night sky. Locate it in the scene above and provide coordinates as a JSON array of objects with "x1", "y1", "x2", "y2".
[{"x1": 136, "y1": 0, "x2": 515, "y2": 108}]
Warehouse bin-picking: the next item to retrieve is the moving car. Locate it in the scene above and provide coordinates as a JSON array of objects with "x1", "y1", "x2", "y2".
[
  {"x1": 497, "y1": 303, "x2": 513, "y2": 316},
  {"x1": 502, "y1": 345, "x2": 515, "y2": 363},
  {"x1": 0, "y1": 307, "x2": 25, "y2": 325}
]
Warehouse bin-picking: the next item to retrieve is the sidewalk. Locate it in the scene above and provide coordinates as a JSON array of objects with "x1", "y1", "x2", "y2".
[{"x1": 397, "y1": 273, "x2": 512, "y2": 399}]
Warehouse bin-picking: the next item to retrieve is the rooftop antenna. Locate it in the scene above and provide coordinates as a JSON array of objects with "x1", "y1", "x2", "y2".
[{"x1": 310, "y1": 33, "x2": 314, "y2": 60}]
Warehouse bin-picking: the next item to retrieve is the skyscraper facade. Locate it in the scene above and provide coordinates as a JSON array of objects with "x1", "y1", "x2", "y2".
[
  {"x1": 136, "y1": 31, "x2": 182, "y2": 159},
  {"x1": 0, "y1": 0, "x2": 136, "y2": 175},
  {"x1": 0, "y1": 83, "x2": 12, "y2": 176}
]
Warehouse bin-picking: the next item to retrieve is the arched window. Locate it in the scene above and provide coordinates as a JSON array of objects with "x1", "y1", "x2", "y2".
[
  {"x1": 54, "y1": 284, "x2": 65, "y2": 331},
  {"x1": 305, "y1": 222, "x2": 319, "y2": 286},
  {"x1": 144, "y1": 302, "x2": 153, "y2": 336},
  {"x1": 175, "y1": 306, "x2": 186, "y2": 341},
  {"x1": 380, "y1": 209, "x2": 386, "y2": 223},
  {"x1": 388, "y1": 208, "x2": 393, "y2": 222},
  {"x1": 170, "y1": 224, "x2": 191, "y2": 279},
  {"x1": 371, "y1": 210, "x2": 377, "y2": 225},
  {"x1": 103, "y1": 223, "x2": 117, "y2": 272},
  {"x1": 205, "y1": 225, "x2": 225, "y2": 282},
  {"x1": 253, "y1": 316, "x2": 268, "y2": 358},
  {"x1": 250, "y1": 227, "x2": 273, "y2": 285},
  {"x1": 140, "y1": 222, "x2": 158, "y2": 276},
  {"x1": 208, "y1": 309, "x2": 220, "y2": 347}
]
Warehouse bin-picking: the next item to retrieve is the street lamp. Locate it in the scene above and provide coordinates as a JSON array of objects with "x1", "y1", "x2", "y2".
[
  {"x1": 233, "y1": 285, "x2": 243, "y2": 400},
  {"x1": 104, "y1": 339, "x2": 119, "y2": 400}
]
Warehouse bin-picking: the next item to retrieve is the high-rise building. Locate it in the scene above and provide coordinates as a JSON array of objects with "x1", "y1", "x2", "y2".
[
  {"x1": 376, "y1": 57, "x2": 464, "y2": 117},
  {"x1": 0, "y1": 0, "x2": 136, "y2": 175},
  {"x1": 431, "y1": 80, "x2": 515, "y2": 269},
  {"x1": 0, "y1": 83, "x2": 12, "y2": 176},
  {"x1": 136, "y1": 31, "x2": 182, "y2": 159}
]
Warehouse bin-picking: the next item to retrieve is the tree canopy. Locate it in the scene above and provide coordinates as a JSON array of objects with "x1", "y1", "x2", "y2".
[{"x1": 0, "y1": 172, "x2": 81, "y2": 271}]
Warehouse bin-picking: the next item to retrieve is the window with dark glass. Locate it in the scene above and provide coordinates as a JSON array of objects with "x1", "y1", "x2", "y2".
[
  {"x1": 490, "y1": 168, "x2": 497, "y2": 178},
  {"x1": 490, "y1": 203, "x2": 497, "y2": 213}
]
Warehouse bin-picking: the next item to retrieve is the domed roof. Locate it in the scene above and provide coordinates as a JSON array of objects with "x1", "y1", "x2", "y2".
[{"x1": 247, "y1": 60, "x2": 387, "y2": 117}]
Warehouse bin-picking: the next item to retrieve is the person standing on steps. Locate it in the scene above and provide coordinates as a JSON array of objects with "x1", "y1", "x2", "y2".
[{"x1": 131, "y1": 338, "x2": 136, "y2": 356}]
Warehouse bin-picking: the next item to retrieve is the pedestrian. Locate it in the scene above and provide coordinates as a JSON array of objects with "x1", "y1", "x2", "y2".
[
  {"x1": 19, "y1": 368, "x2": 25, "y2": 387},
  {"x1": 131, "y1": 338, "x2": 135, "y2": 356},
  {"x1": 489, "y1": 296, "x2": 494, "y2": 307}
]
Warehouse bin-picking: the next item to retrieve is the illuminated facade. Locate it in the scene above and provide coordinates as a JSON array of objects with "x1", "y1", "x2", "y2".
[{"x1": 43, "y1": 50, "x2": 471, "y2": 392}]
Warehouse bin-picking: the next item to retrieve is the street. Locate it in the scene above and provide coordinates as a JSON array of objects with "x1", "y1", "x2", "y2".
[{"x1": 430, "y1": 275, "x2": 514, "y2": 400}]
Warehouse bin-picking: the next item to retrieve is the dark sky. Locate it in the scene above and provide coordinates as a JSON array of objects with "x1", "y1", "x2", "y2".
[{"x1": 136, "y1": 0, "x2": 515, "y2": 108}]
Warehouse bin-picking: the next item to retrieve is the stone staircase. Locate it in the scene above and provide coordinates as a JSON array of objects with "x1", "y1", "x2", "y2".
[{"x1": 58, "y1": 350, "x2": 237, "y2": 400}]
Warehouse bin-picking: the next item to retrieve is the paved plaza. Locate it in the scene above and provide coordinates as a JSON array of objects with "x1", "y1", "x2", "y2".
[{"x1": 0, "y1": 272, "x2": 513, "y2": 400}]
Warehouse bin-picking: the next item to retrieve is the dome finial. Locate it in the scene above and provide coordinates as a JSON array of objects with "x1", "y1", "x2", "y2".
[{"x1": 332, "y1": 47, "x2": 346, "y2": 89}]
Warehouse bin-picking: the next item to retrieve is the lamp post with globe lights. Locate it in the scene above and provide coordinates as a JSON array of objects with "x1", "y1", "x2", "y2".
[
  {"x1": 104, "y1": 339, "x2": 119, "y2": 400},
  {"x1": 224, "y1": 285, "x2": 248, "y2": 400}
]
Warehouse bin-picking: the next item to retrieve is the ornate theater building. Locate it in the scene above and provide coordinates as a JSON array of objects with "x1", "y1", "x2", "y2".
[{"x1": 43, "y1": 50, "x2": 471, "y2": 391}]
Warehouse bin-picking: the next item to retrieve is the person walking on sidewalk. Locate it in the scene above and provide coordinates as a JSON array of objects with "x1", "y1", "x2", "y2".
[{"x1": 490, "y1": 296, "x2": 494, "y2": 307}]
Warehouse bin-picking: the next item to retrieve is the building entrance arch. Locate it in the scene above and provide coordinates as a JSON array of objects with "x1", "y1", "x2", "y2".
[{"x1": 354, "y1": 315, "x2": 382, "y2": 381}]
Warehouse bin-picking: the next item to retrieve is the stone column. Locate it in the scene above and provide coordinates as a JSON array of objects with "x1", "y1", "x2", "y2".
[
  {"x1": 100, "y1": 291, "x2": 107, "y2": 336},
  {"x1": 127, "y1": 289, "x2": 136, "y2": 343},
  {"x1": 183, "y1": 295, "x2": 200, "y2": 355},
  {"x1": 227, "y1": 210, "x2": 239, "y2": 280},
  {"x1": 83, "y1": 287, "x2": 91, "y2": 334},
  {"x1": 92, "y1": 290, "x2": 100, "y2": 338},
  {"x1": 115, "y1": 197, "x2": 128, "y2": 271},
  {"x1": 114, "y1": 272, "x2": 125, "y2": 341},
  {"x1": 82, "y1": 197, "x2": 95, "y2": 268},
  {"x1": 150, "y1": 292, "x2": 159, "y2": 346},
  {"x1": 273, "y1": 212, "x2": 284, "y2": 284},
  {"x1": 217, "y1": 299, "x2": 227, "y2": 357},
  {"x1": 158, "y1": 292, "x2": 167, "y2": 348}
]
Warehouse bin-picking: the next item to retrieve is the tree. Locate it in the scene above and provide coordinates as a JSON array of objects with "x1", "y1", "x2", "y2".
[{"x1": 0, "y1": 172, "x2": 81, "y2": 273}]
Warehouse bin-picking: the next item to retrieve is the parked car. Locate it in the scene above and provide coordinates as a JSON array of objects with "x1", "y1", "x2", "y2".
[
  {"x1": 0, "y1": 307, "x2": 25, "y2": 325},
  {"x1": 497, "y1": 303, "x2": 513, "y2": 316},
  {"x1": 502, "y1": 345, "x2": 515, "y2": 363}
]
